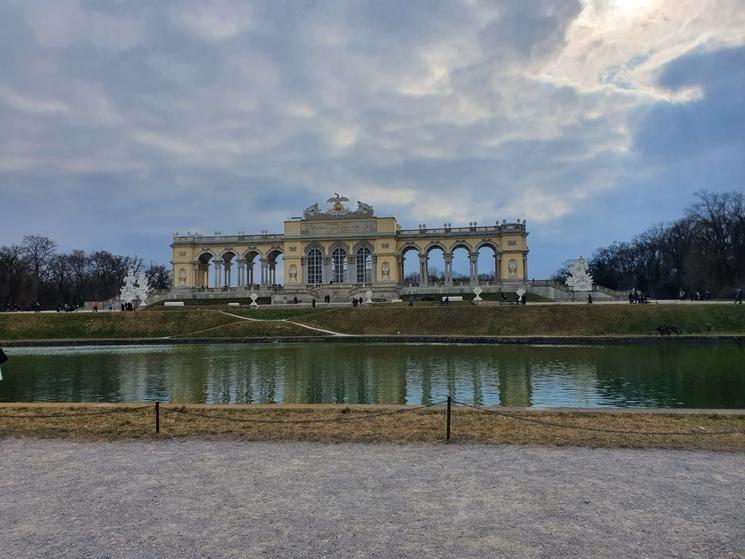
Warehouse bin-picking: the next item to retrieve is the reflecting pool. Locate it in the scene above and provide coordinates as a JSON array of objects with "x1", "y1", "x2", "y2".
[{"x1": 1, "y1": 342, "x2": 744, "y2": 408}]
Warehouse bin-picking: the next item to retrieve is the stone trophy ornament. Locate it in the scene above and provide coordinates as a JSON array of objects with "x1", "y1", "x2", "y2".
[
  {"x1": 288, "y1": 264, "x2": 298, "y2": 283},
  {"x1": 565, "y1": 257, "x2": 594, "y2": 292},
  {"x1": 303, "y1": 203, "x2": 321, "y2": 218},
  {"x1": 472, "y1": 286, "x2": 483, "y2": 304},
  {"x1": 120, "y1": 269, "x2": 151, "y2": 308},
  {"x1": 249, "y1": 292, "x2": 259, "y2": 307},
  {"x1": 354, "y1": 201, "x2": 374, "y2": 217},
  {"x1": 508, "y1": 259, "x2": 518, "y2": 279}
]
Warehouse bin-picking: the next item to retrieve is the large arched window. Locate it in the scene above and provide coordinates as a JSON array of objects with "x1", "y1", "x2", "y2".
[
  {"x1": 356, "y1": 247, "x2": 372, "y2": 283},
  {"x1": 331, "y1": 247, "x2": 347, "y2": 283},
  {"x1": 307, "y1": 248, "x2": 322, "y2": 285}
]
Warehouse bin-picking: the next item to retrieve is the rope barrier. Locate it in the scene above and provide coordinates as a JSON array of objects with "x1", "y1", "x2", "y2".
[
  {"x1": 163, "y1": 400, "x2": 447, "y2": 425},
  {"x1": 0, "y1": 405, "x2": 150, "y2": 419},
  {"x1": 451, "y1": 399, "x2": 745, "y2": 436}
]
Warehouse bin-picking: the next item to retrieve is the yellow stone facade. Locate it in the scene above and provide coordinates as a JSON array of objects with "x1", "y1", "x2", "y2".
[{"x1": 170, "y1": 196, "x2": 528, "y2": 290}]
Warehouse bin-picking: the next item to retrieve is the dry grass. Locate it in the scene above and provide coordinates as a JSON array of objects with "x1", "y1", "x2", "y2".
[
  {"x1": 172, "y1": 319, "x2": 324, "y2": 338},
  {"x1": 1, "y1": 403, "x2": 743, "y2": 451},
  {"x1": 0, "y1": 310, "x2": 236, "y2": 340},
  {"x1": 299, "y1": 305, "x2": 745, "y2": 336}
]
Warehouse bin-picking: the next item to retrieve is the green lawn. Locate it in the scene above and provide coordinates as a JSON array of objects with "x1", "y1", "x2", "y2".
[{"x1": 1, "y1": 304, "x2": 744, "y2": 340}]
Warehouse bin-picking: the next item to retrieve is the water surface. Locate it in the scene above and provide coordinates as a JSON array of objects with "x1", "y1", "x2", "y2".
[{"x1": 1, "y1": 343, "x2": 744, "y2": 408}]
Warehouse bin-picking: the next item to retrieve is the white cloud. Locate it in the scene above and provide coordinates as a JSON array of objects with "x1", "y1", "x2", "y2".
[{"x1": 0, "y1": 87, "x2": 69, "y2": 115}]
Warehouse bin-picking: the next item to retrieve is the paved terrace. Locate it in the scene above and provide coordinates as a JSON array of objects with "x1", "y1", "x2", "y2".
[{"x1": 1, "y1": 440, "x2": 743, "y2": 558}]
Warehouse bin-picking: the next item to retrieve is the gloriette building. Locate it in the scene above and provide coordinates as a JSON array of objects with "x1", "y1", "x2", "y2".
[{"x1": 170, "y1": 194, "x2": 529, "y2": 302}]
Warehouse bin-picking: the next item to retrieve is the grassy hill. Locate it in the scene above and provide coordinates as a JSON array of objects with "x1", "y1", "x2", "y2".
[
  {"x1": 1, "y1": 304, "x2": 744, "y2": 340},
  {"x1": 298, "y1": 304, "x2": 745, "y2": 336}
]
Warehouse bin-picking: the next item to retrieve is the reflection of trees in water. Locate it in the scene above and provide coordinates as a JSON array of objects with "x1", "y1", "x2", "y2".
[{"x1": 591, "y1": 345, "x2": 745, "y2": 408}]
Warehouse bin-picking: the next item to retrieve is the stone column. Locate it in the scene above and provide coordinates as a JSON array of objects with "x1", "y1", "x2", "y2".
[
  {"x1": 495, "y1": 253, "x2": 501, "y2": 282},
  {"x1": 224, "y1": 262, "x2": 231, "y2": 287},
  {"x1": 523, "y1": 254, "x2": 528, "y2": 280},
  {"x1": 419, "y1": 254, "x2": 429, "y2": 285},
  {"x1": 237, "y1": 260, "x2": 245, "y2": 288},
  {"x1": 444, "y1": 254, "x2": 453, "y2": 285},
  {"x1": 372, "y1": 255, "x2": 378, "y2": 283},
  {"x1": 322, "y1": 257, "x2": 331, "y2": 284},
  {"x1": 399, "y1": 257, "x2": 405, "y2": 285},
  {"x1": 213, "y1": 260, "x2": 222, "y2": 289},
  {"x1": 260, "y1": 258, "x2": 268, "y2": 287},
  {"x1": 470, "y1": 255, "x2": 479, "y2": 285}
]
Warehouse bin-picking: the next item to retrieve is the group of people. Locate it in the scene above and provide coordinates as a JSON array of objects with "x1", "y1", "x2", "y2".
[
  {"x1": 628, "y1": 289, "x2": 649, "y2": 304},
  {"x1": 501, "y1": 292, "x2": 526, "y2": 305},
  {"x1": 351, "y1": 297, "x2": 366, "y2": 307},
  {"x1": 678, "y1": 289, "x2": 712, "y2": 301}
]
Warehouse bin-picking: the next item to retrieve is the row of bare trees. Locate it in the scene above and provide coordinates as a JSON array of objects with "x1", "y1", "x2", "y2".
[
  {"x1": 0, "y1": 236, "x2": 172, "y2": 310},
  {"x1": 559, "y1": 191, "x2": 745, "y2": 298}
]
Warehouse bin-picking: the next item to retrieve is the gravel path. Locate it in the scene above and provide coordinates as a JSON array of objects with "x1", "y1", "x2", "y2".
[{"x1": 1, "y1": 440, "x2": 743, "y2": 558}]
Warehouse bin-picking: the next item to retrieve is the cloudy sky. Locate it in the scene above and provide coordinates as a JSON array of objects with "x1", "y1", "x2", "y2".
[{"x1": 1, "y1": 0, "x2": 744, "y2": 278}]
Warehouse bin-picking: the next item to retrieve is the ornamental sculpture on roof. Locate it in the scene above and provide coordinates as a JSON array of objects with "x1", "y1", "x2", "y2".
[{"x1": 303, "y1": 194, "x2": 375, "y2": 219}]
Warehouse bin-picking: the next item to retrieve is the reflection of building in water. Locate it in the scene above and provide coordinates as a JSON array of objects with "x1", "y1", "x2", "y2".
[
  {"x1": 527, "y1": 360, "x2": 599, "y2": 407},
  {"x1": 498, "y1": 361, "x2": 533, "y2": 407}
]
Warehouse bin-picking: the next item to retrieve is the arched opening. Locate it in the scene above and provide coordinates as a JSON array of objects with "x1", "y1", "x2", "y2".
[
  {"x1": 307, "y1": 248, "x2": 323, "y2": 285},
  {"x1": 355, "y1": 246, "x2": 372, "y2": 284},
  {"x1": 426, "y1": 245, "x2": 446, "y2": 286},
  {"x1": 400, "y1": 245, "x2": 421, "y2": 286},
  {"x1": 197, "y1": 253, "x2": 214, "y2": 288},
  {"x1": 267, "y1": 249, "x2": 284, "y2": 286},
  {"x1": 450, "y1": 245, "x2": 472, "y2": 286},
  {"x1": 476, "y1": 243, "x2": 498, "y2": 284},
  {"x1": 243, "y1": 251, "x2": 261, "y2": 289},
  {"x1": 331, "y1": 247, "x2": 347, "y2": 284}
]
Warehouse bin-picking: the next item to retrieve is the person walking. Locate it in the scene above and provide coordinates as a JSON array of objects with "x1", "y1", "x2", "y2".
[
  {"x1": 587, "y1": 293, "x2": 593, "y2": 304},
  {"x1": 736, "y1": 288, "x2": 743, "y2": 304},
  {"x1": 0, "y1": 343, "x2": 8, "y2": 381}
]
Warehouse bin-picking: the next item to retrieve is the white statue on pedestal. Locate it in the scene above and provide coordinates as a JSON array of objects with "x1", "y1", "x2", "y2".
[
  {"x1": 249, "y1": 292, "x2": 259, "y2": 307},
  {"x1": 364, "y1": 290, "x2": 373, "y2": 304},
  {"x1": 120, "y1": 269, "x2": 151, "y2": 308},
  {"x1": 565, "y1": 257, "x2": 594, "y2": 292}
]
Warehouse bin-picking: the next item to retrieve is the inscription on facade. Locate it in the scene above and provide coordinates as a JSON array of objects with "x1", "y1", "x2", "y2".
[{"x1": 300, "y1": 220, "x2": 377, "y2": 236}]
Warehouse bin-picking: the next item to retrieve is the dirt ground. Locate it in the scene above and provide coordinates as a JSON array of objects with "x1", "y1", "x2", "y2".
[{"x1": 1, "y1": 439, "x2": 743, "y2": 558}]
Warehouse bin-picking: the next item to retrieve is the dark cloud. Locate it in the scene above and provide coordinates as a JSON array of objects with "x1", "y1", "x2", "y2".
[{"x1": 633, "y1": 46, "x2": 745, "y2": 160}]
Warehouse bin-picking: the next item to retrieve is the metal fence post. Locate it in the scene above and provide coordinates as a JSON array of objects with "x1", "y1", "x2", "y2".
[
  {"x1": 446, "y1": 396, "x2": 451, "y2": 442},
  {"x1": 155, "y1": 401, "x2": 160, "y2": 434}
]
